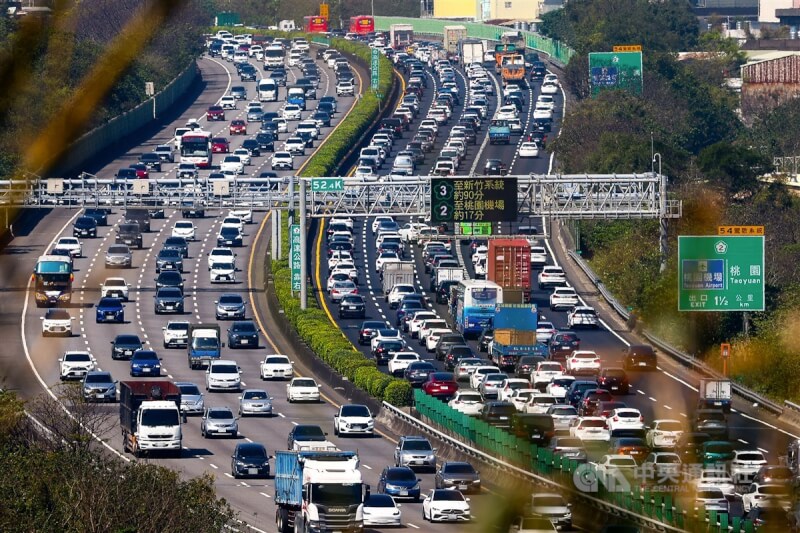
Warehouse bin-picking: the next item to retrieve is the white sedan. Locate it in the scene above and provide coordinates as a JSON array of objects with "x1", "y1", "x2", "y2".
[
  {"x1": 422, "y1": 489, "x2": 471, "y2": 523},
  {"x1": 606, "y1": 408, "x2": 645, "y2": 432},
  {"x1": 55, "y1": 237, "x2": 82, "y2": 257},
  {"x1": 282, "y1": 104, "x2": 303, "y2": 120},
  {"x1": 232, "y1": 147, "x2": 251, "y2": 165},
  {"x1": 525, "y1": 393, "x2": 558, "y2": 414},
  {"x1": 469, "y1": 366, "x2": 501, "y2": 390},
  {"x1": 448, "y1": 390, "x2": 484, "y2": 415},
  {"x1": 172, "y1": 221, "x2": 196, "y2": 240},
  {"x1": 220, "y1": 155, "x2": 244, "y2": 174},
  {"x1": 271, "y1": 151, "x2": 294, "y2": 170},
  {"x1": 229, "y1": 209, "x2": 253, "y2": 224},
  {"x1": 371, "y1": 329, "x2": 403, "y2": 352},
  {"x1": 495, "y1": 105, "x2": 518, "y2": 120},
  {"x1": 518, "y1": 142, "x2": 540, "y2": 158},
  {"x1": 646, "y1": 419, "x2": 684, "y2": 448},
  {"x1": 565, "y1": 350, "x2": 601, "y2": 375},
  {"x1": 260, "y1": 354, "x2": 294, "y2": 380},
  {"x1": 286, "y1": 377, "x2": 320, "y2": 403},
  {"x1": 546, "y1": 376, "x2": 576, "y2": 400},
  {"x1": 533, "y1": 105, "x2": 553, "y2": 120},
  {"x1": 541, "y1": 82, "x2": 559, "y2": 95},
  {"x1": 694, "y1": 468, "x2": 736, "y2": 495},
  {"x1": 363, "y1": 494, "x2": 402, "y2": 527}
]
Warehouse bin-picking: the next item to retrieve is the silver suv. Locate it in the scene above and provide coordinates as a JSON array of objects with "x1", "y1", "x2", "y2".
[
  {"x1": 200, "y1": 406, "x2": 239, "y2": 438},
  {"x1": 394, "y1": 436, "x2": 437, "y2": 472}
]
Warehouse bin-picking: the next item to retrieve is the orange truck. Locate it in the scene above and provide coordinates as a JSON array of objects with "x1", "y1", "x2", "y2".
[{"x1": 501, "y1": 53, "x2": 525, "y2": 84}]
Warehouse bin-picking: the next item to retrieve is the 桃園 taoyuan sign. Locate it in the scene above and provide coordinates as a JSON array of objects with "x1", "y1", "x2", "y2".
[{"x1": 678, "y1": 236, "x2": 764, "y2": 312}]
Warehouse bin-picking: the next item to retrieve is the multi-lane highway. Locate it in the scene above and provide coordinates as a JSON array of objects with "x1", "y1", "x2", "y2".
[{"x1": 4, "y1": 34, "x2": 800, "y2": 533}]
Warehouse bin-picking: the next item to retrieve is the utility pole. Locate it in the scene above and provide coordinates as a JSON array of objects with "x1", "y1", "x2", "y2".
[{"x1": 654, "y1": 153, "x2": 668, "y2": 273}]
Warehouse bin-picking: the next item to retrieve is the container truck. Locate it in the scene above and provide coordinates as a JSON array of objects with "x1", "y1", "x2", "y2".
[
  {"x1": 120, "y1": 381, "x2": 183, "y2": 458},
  {"x1": 382, "y1": 261, "x2": 415, "y2": 296},
  {"x1": 698, "y1": 379, "x2": 732, "y2": 413},
  {"x1": 459, "y1": 39, "x2": 484, "y2": 66},
  {"x1": 274, "y1": 450, "x2": 366, "y2": 533},
  {"x1": 443, "y1": 25, "x2": 467, "y2": 57},
  {"x1": 430, "y1": 265, "x2": 466, "y2": 291},
  {"x1": 187, "y1": 323, "x2": 222, "y2": 369},
  {"x1": 488, "y1": 239, "x2": 531, "y2": 303},
  {"x1": 489, "y1": 304, "x2": 542, "y2": 371},
  {"x1": 390, "y1": 24, "x2": 414, "y2": 49}
]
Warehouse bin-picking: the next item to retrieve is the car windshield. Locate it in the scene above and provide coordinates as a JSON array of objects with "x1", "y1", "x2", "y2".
[
  {"x1": 737, "y1": 453, "x2": 764, "y2": 461},
  {"x1": 238, "y1": 445, "x2": 267, "y2": 459},
  {"x1": 609, "y1": 458, "x2": 637, "y2": 467},
  {"x1": 158, "y1": 288, "x2": 182, "y2": 297},
  {"x1": 108, "y1": 246, "x2": 129, "y2": 254},
  {"x1": 761, "y1": 485, "x2": 789, "y2": 495},
  {"x1": 366, "y1": 495, "x2": 395, "y2": 508},
  {"x1": 233, "y1": 322, "x2": 256, "y2": 332},
  {"x1": 293, "y1": 379, "x2": 316, "y2": 387},
  {"x1": 116, "y1": 335, "x2": 141, "y2": 345},
  {"x1": 266, "y1": 356, "x2": 290, "y2": 364},
  {"x1": 212, "y1": 364, "x2": 238, "y2": 374},
  {"x1": 433, "y1": 490, "x2": 464, "y2": 501},
  {"x1": 64, "y1": 352, "x2": 91, "y2": 362},
  {"x1": 219, "y1": 295, "x2": 243, "y2": 304},
  {"x1": 535, "y1": 496, "x2": 566, "y2": 507},
  {"x1": 555, "y1": 438, "x2": 582, "y2": 448},
  {"x1": 698, "y1": 490, "x2": 724, "y2": 499},
  {"x1": 99, "y1": 298, "x2": 121, "y2": 308},
  {"x1": 443, "y1": 463, "x2": 475, "y2": 474},
  {"x1": 179, "y1": 384, "x2": 200, "y2": 395},
  {"x1": 141, "y1": 409, "x2": 179, "y2": 426},
  {"x1": 85, "y1": 373, "x2": 112, "y2": 384},
  {"x1": 403, "y1": 440, "x2": 432, "y2": 451},
  {"x1": 133, "y1": 351, "x2": 157, "y2": 361},
  {"x1": 207, "y1": 409, "x2": 233, "y2": 420},
  {"x1": 388, "y1": 468, "x2": 416, "y2": 481},
  {"x1": 243, "y1": 391, "x2": 269, "y2": 400},
  {"x1": 341, "y1": 405, "x2": 370, "y2": 417},
  {"x1": 706, "y1": 443, "x2": 733, "y2": 453},
  {"x1": 581, "y1": 420, "x2": 606, "y2": 428},
  {"x1": 295, "y1": 426, "x2": 325, "y2": 440},
  {"x1": 552, "y1": 407, "x2": 577, "y2": 416}
]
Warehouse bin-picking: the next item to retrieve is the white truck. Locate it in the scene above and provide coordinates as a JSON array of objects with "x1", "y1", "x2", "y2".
[
  {"x1": 459, "y1": 39, "x2": 485, "y2": 66},
  {"x1": 120, "y1": 381, "x2": 183, "y2": 458},
  {"x1": 443, "y1": 25, "x2": 468, "y2": 56},
  {"x1": 430, "y1": 266, "x2": 465, "y2": 291},
  {"x1": 698, "y1": 379, "x2": 732, "y2": 413},
  {"x1": 382, "y1": 261, "x2": 415, "y2": 296},
  {"x1": 187, "y1": 323, "x2": 221, "y2": 370},
  {"x1": 390, "y1": 24, "x2": 414, "y2": 49},
  {"x1": 275, "y1": 451, "x2": 366, "y2": 533}
]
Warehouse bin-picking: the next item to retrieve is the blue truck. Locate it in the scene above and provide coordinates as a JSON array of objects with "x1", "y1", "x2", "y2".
[
  {"x1": 275, "y1": 450, "x2": 366, "y2": 533},
  {"x1": 489, "y1": 119, "x2": 511, "y2": 145},
  {"x1": 490, "y1": 304, "x2": 546, "y2": 371},
  {"x1": 187, "y1": 323, "x2": 221, "y2": 370}
]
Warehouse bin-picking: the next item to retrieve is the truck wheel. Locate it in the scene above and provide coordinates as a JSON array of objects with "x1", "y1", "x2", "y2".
[{"x1": 277, "y1": 508, "x2": 292, "y2": 533}]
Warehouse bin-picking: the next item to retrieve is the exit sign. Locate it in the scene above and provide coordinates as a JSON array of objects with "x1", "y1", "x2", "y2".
[{"x1": 311, "y1": 178, "x2": 344, "y2": 192}]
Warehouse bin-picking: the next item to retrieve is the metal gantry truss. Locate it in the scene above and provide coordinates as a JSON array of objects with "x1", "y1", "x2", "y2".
[{"x1": 0, "y1": 173, "x2": 681, "y2": 220}]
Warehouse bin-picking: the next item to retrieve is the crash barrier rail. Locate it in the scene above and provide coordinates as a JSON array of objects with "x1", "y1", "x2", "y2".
[
  {"x1": 53, "y1": 62, "x2": 199, "y2": 177},
  {"x1": 392, "y1": 390, "x2": 759, "y2": 532},
  {"x1": 374, "y1": 16, "x2": 575, "y2": 66},
  {"x1": 565, "y1": 248, "x2": 785, "y2": 415}
]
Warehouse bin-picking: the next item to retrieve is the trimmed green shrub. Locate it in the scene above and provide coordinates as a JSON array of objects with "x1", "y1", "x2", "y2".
[{"x1": 383, "y1": 381, "x2": 413, "y2": 407}]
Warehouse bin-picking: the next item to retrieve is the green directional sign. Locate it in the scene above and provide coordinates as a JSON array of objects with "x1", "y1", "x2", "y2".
[
  {"x1": 431, "y1": 177, "x2": 518, "y2": 224},
  {"x1": 311, "y1": 178, "x2": 344, "y2": 192},
  {"x1": 371, "y1": 48, "x2": 380, "y2": 91},
  {"x1": 678, "y1": 236, "x2": 765, "y2": 312},
  {"x1": 588, "y1": 51, "x2": 643, "y2": 97},
  {"x1": 290, "y1": 224, "x2": 301, "y2": 292}
]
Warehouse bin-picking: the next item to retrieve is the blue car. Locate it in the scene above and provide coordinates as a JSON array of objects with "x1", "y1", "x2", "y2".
[
  {"x1": 129, "y1": 350, "x2": 161, "y2": 377},
  {"x1": 96, "y1": 297, "x2": 125, "y2": 323},
  {"x1": 377, "y1": 466, "x2": 421, "y2": 501}
]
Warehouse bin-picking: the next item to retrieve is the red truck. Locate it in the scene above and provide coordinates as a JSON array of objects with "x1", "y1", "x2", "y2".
[{"x1": 488, "y1": 238, "x2": 531, "y2": 303}]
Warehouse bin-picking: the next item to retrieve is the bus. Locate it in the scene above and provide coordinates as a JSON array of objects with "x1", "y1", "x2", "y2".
[
  {"x1": 179, "y1": 130, "x2": 213, "y2": 168},
  {"x1": 349, "y1": 15, "x2": 374, "y2": 35},
  {"x1": 32, "y1": 255, "x2": 74, "y2": 307},
  {"x1": 453, "y1": 280, "x2": 504, "y2": 337},
  {"x1": 304, "y1": 16, "x2": 328, "y2": 33}
]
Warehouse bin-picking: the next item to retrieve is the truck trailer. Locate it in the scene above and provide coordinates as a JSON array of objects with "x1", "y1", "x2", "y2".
[
  {"x1": 120, "y1": 381, "x2": 182, "y2": 458},
  {"x1": 443, "y1": 25, "x2": 467, "y2": 57},
  {"x1": 382, "y1": 261, "x2": 415, "y2": 297},
  {"x1": 488, "y1": 238, "x2": 532, "y2": 303},
  {"x1": 274, "y1": 450, "x2": 366, "y2": 533},
  {"x1": 390, "y1": 24, "x2": 414, "y2": 49},
  {"x1": 489, "y1": 304, "x2": 542, "y2": 371}
]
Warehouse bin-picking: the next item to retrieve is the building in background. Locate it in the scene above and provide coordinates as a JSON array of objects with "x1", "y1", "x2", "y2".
[
  {"x1": 740, "y1": 51, "x2": 800, "y2": 118},
  {"x1": 433, "y1": 0, "x2": 478, "y2": 19},
  {"x1": 761, "y1": 0, "x2": 799, "y2": 22}
]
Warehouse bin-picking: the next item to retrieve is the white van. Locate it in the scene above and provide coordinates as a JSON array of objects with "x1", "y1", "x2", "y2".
[
  {"x1": 264, "y1": 45, "x2": 285, "y2": 69},
  {"x1": 287, "y1": 49, "x2": 304, "y2": 67},
  {"x1": 173, "y1": 127, "x2": 190, "y2": 150},
  {"x1": 221, "y1": 44, "x2": 235, "y2": 60},
  {"x1": 257, "y1": 79, "x2": 278, "y2": 102}
]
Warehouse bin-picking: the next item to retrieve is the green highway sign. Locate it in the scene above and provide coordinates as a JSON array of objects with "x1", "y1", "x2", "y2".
[
  {"x1": 589, "y1": 51, "x2": 643, "y2": 97},
  {"x1": 371, "y1": 48, "x2": 380, "y2": 91},
  {"x1": 431, "y1": 177, "x2": 518, "y2": 224},
  {"x1": 678, "y1": 236, "x2": 765, "y2": 312},
  {"x1": 311, "y1": 178, "x2": 344, "y2": 192},
  {"x1": 290, "y1": 224, "x2": 301, "y2": 291},
  {"x1": 458, "y1": 222, "x2": 492, "y2": 236}
]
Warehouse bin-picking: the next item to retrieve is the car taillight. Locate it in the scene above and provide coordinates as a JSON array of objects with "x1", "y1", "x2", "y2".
[
  {"x1": 613, "y1": 416, "x2": 619, "y2": 422},
  {"x1": 599, "y1": 377, "x2": 606, "y2": 383},
  {"x1": 571, "y1": 358, "x2": 577, "y2": 363},
  {"x1": 639, "y1": 416, "x2": 644, "y2": 421}
]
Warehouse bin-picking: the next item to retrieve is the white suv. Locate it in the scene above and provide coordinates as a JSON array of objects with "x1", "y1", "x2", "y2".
[
  {"x1": 162, "y1": 320, "x2": 190, "y2": 348},
  {"x1": 538, "y1": 265, "x2": 566, "y2": 289},
  {"x1": 337, "y1": 79, "x2": 355, "y2": 96},
  {"x1": 387, "y1": 284, "x2": 417, "y2": 307},
  {"x1": 210, "y1": 260, "x2": 236, "y2": 283},
  {"x1": 59, "y1": 351, "x2": 96, "y2": 380},
  {"x1": 205, "y1": 359, "x2": 242, "y2": 392},
  {"x1": 333, "y1": 404, "x2": 375, "y2": 436},
  {"x1": 100, "y1": 277, "x2": 130, "y2": 301}
]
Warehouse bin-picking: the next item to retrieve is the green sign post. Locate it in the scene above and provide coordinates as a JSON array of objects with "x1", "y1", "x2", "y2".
[
  {"x1": 588, "y1": 51, "x2": 643, "y2": 97},
  {"x1": 311, "y1": 178, "x2": 344, "y2": 192},
  {"x1": 371, "y1": 48, "x2": 380, "y2": 93},
  {"x1": 678, "y1": 236, "x2": 765, "y2": 312},
  {"x1": 290, "y1": 224, "x2": 301, "y2": 292}
]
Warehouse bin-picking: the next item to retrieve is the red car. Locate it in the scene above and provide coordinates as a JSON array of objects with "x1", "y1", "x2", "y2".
[
  {"x1": 128, "y1": 163, "x2": 149, "y2": 179},
  {"x1": 211, "y1": 137, "x2": 230, "y2": 153},
  {"x1": 422, "y1": 371, "x2": 459, "y2": 401},
  {"x1": 207, "y1": 105, "x2": 225, "y2": 121},
  {"x1": 229, "y1": 120, "x2": 247, "y2": 135}
]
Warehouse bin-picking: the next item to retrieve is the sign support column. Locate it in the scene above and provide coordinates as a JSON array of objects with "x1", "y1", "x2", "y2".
[{"x1": 300, "y1": 179, "x2": 308, "y2": 310}]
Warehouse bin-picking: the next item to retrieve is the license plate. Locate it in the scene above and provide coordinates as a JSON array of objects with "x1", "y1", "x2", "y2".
[
  {"x1": 95, "y1": 393, "x2": 105, "y2": 398},
  {"x1": 639, "y1": 362, "x2": 647, "y2": 366},
  {"x1": 611, "y1": 386, "x2": 619, "y2": 390},
  {"x1": 241, "y1": 339, "x2": 249, "y2": 344},
  {"x1": 499, "y1": 416, "x2": 508, "y2": 420},
  {"x1": 166, "y1": 305, "x2": 174, "y2": 309},
  {"x1": 248, "y1": 468, "x2": 258, "y2": 475},
  {"x1": 411, "y1": 460, "x2": 423, "y2": 464},
  {"x1": 125, "y1": 350, "x2": 132, "y2": 356},
  {"x1": 106, "y1": 313, "x2": 115, "y2": 318},
  {"x1": 458, "y1": 485, "x2": 468, "y2": 490},
  {"x1": 400, "y1": 490, "x2": 408, "y2": 496},
  {"x1": 714, "y1": 401, "x2": 722, "y2": 405},
  {"x1": 447, "y1": 515, "x2": 457, "y2": 520},
  {"x1": 143, "y1": 368, "x2": 151, "y2": 373}
]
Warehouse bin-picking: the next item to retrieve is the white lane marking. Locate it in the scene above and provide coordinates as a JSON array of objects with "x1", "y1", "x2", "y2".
[
  {"x1": 277, "y1": 412, "x2": 286, "y2": 418},
  {"x1": 363, "y1": 464, "x2": 372, "y2": 470},
  {"x1": 758, "y1": 447, "x2": 769, "y2": 454},
  {"x1": 738, "y1": 411, "x2": 800, "y2": 440},
  {"x1": 648, "y1": 397, "x2": 657, "y2": 402},
  {"x1": 738, "y1": 439, "x2": 749, "y2": 445},
  {"x1": 224, "y1": 472, "x2": 233, "y2": 478},
  {"x1": 407, "y1": 524, "x2": 420, "y2": 529},
  {"x1": 260, "y1": 492, "x2": 271, "y2": 499},
  {"x1": 664, "y1": 405, "x2": 672, "y2": 410},
  {"x1": 679, "y1": 412, "x2": 687, "y2": 418},
  {"x1": 209, "y1": 463, "x2": 218, "y2": 469},
  {"x1": 658, "y1": 368, "x2": 699, "y2": 392},
  {"x1": 637, "y1": 390, "x2": 645, "y2": 395}
]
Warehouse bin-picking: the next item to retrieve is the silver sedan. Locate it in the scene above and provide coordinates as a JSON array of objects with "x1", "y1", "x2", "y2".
[{"x1": 238, "y1": 389, "x2": 274, "y2": 416}]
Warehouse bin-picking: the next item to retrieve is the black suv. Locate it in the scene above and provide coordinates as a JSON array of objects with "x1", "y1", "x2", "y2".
[
  {"x1": 484, "y1": 159, "x2": 508, "y2": 176},
  {"x1": 338, "y1": 295, "x2": 366, "y2": 319},
  {"x1": 111, "y1": 334, "x2": 143, "y2": 360},
  {"x1": 510, "y1": 413, "x2": 555, "y2": 445},
  {"x1": 479, "y1": 401, "x2": 516, "y2": 428},
  {"x1": 622, "y1": 344, "x2": 657, "y2": 371},
  {"x1": 116, "y1": 223, "x2": 142, "y2": 249},
  {"x1": 435, "y1": 332, "x2": 467, "y2": 361},
  {"x1": 549, "y1": 331, "x2": 580, "y2": 362}
]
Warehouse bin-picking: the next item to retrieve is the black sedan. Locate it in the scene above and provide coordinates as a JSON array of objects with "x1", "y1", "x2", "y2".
[
  {"x1": 241, "y1": 139, "x2": 261, "y2": 157},
  {"x1": 231, "y1": 442, "x2": 271, "y2": 479},
  {"x1": 255, "y1": 133, "x2": 275, "y2": 151},
  {"x1": 434, "y1": 461, "x2": 481, "y2": 493},
  {"x1": 404, "y1": 361, "x2": 436, "y2": 387},
  {"x1": 227, "y1": 320, "x2": 260, "y2": 348},
  {"x1": 338, "y1": 295, "x2": 366, "y2": 319},
  {"x1": 73, "y1": 216, "x2": 97, "y2": 238},
  {"x1": 359, "y1": 320, "x2": 386, "y2": 346},
  {"x1": 111, "y1": 334, "x2": 143, "y2": 360},
  {"x1": 163, "y1": 236, "x2": 189, "y2": 258},
  {"x1": 84, "y1": 208, "x2": 108, "y2": 226},
  {"x1": 217, "y1": 226, "x2": 243, "y2": 247},
  {"x1": 154, "y1": 271, "x2": 184, "y2": 292}
]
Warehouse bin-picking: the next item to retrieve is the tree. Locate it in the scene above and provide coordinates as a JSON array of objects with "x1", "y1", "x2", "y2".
[{"x1": 696, "y1": 142, "x2": 771, "y2": 194}]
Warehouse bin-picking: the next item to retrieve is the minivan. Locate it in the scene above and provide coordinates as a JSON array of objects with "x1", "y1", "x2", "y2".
[{"x1": 257, "y1": 79, "x2": 278, "y2": 102}]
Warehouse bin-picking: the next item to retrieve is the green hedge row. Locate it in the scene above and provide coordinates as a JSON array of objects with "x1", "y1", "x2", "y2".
[{"x1": 262, "y1": 34, "x2": 410, "y2": 405}]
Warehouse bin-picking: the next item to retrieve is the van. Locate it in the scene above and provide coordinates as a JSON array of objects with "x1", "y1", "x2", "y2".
[
  {"x1": 233, "y1": 50, "x2": 248, "y2": 64},
  {"x1": 511, "y1": 413, "x2": 555, "y2": 445},
  {"x1": 257, "y1": 79, "x2": 278, "y2": 102},
  {"x1": 287, "y1": 49, "x2": 304, "y2": 67},
  {"x1": 173, "y1": 127, "x2": 190, "y2": 150},
  {"x1": 392, "y1": 155, "x2": 414, "y2": 175}
]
